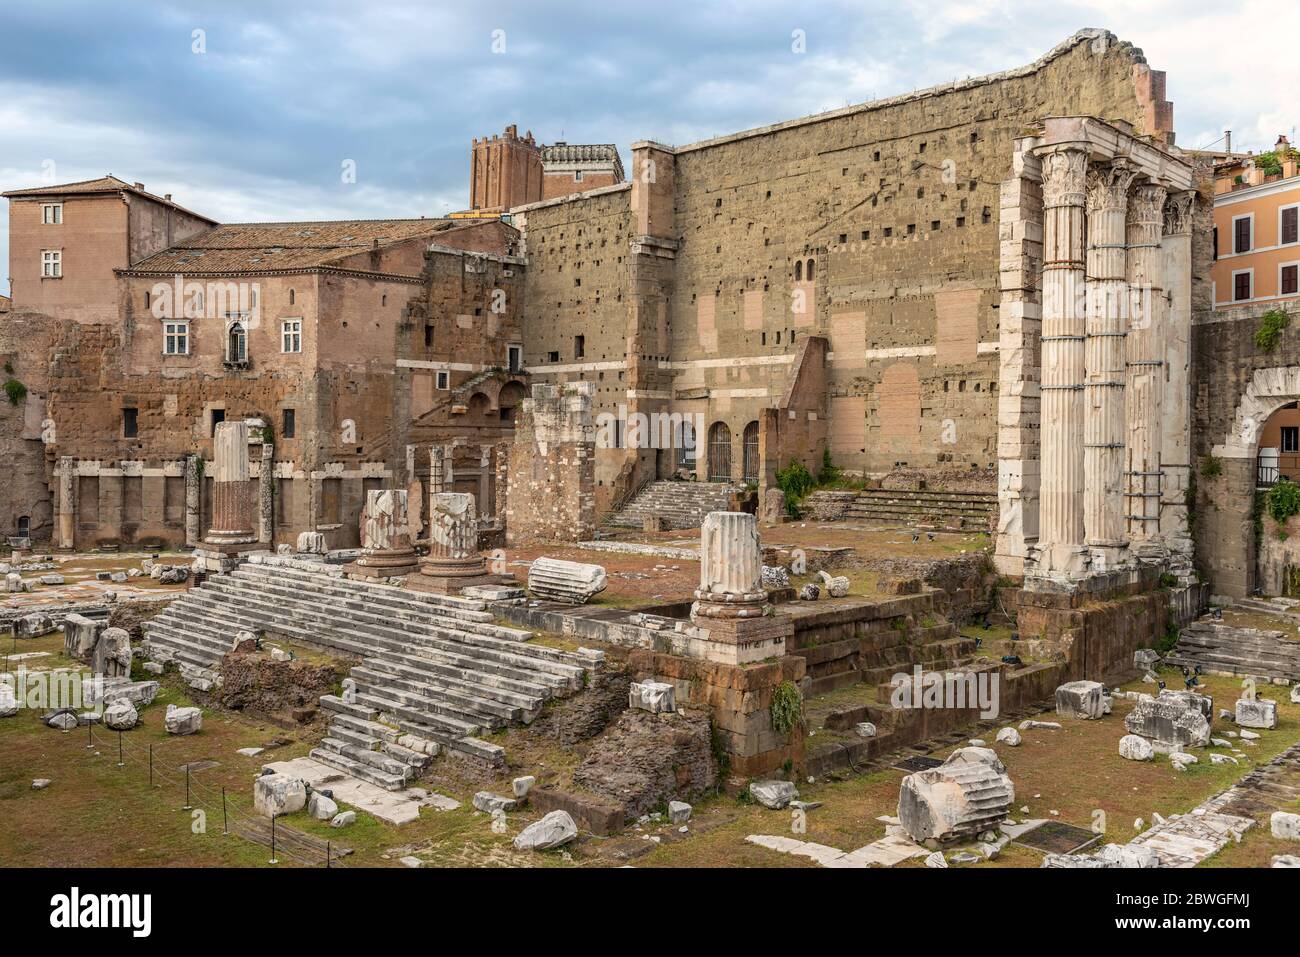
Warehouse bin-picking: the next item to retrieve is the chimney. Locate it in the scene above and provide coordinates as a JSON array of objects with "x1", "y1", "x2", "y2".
[
  {"x1": 133, "y1": 182, "x2": 144, "y2": 190},
  {"x1": 164, "y1": 193, "x2": 172, "y2": 201},
  {"x1": 1277, "y1": 133, "x2": 1291, "y2": 151},
  {"x1": 1224, "y1": 130, "x2": 1231, "y2": 154}
]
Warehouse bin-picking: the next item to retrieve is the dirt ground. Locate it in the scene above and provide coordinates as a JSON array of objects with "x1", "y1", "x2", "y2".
[{"x1": 2, "y1": 549, "x2": 190, "y2": 610}]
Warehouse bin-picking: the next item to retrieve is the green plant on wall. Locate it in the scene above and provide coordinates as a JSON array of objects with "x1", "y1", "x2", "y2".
[
  {"x1": 1266, "y1": 479, "x2": 1300, "y2": 533},
  {"x1": 769, "y1": 680, "x2": 803, "y2": 736},
  {"x1": 3, "y1": 378, "x2": 27, "y2": 406},
  {"x1": 775, "y1": 460, "x2": 815, "y2": 517},
  {"x1": 1255, "y1": 309, "x2": 1292, "y2": 352},
  {"x1": 1199, "y1": 455, "x2": 1222, "y2": 478}
]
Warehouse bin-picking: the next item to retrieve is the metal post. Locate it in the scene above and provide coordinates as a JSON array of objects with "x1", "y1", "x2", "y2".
[
  {"x1": 222, "y1": 787, "x2": 228, "y2": 835},
  {"x1": 183, "y1": 764, "x2": 191, "y2": 811},
  {"x1": 117, "y1": 730, "x2": 123, "y2": 767},
  {"x1": 269, "y1": 814, "x2": 278, "y2": 865},
  {"x1": 149, "y1": 743, "x2": 153, "y2": 788},
  {"x1": 326, "y1": 840, "x2": 331, "y2": 869},
  {"x1": 86, "y1": 716, "x2": 93, "y2": 749}
]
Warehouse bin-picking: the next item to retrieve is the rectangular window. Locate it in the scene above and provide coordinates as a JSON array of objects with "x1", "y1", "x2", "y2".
[
  {"x1": 507, "y1": 343, "x2": 523, "y2": 372},
  {"x1": 282, "y1": 408, "x2": 296, "y2": 439},
  {"x1": 548, "y1": 351, "x2": 560, "y2": 363},
  {"x1": 1283, "y1": 264, "x2": 1299, "y2": 296},
  {"x1": 210, "y1": 408, "x2": 225, "y2": 436},
  {"x1": 42, "y1": 203, "x2": 62, "y2": 224},
  {"x1": 1234, "y1": 216, "x2": 1252, "y2": 254},
  {"x1": 1234, "y1": 271, "x2": 1253, "y2": 301},
  {"x1": 1283, "y1": 427, "x2": 1299, "y2": 453},
  {"x1": 281, "y1": 318, "x2": 302, "y2": 353},
  {"x1": 424, "y1": 325, "x2": 434, "y2": 348},
  {"x1": 574, "y1": 334, "x2": 585, "y2": 359},
  {"x1": 1283, "y1": 206, "x2": 1299, "y2": 246},
  {"x1": 122, "y1": 408, "x2": 138, "y2": 439},
  {"x1": 41, "y1": 249, "x2": 61, "y2": 277},
  {"x1": 164, "y1": 320, "x2": 189, "y2": 355},
  {"x1": 436, "y1": 371, "x2": 449, "y2": 390}
]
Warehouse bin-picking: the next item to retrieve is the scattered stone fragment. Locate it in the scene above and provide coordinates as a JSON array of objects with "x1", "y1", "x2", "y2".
[
  {"x1": 512, "y1": 775, "x2": 536, "y2": 799},
  {"x1": 39, "y1": 574, "x2": 65, "y2": 586},
  {"x1": 817, "y1": 570, "x2": 849, "y2": 597},
  {"x1": 308, "y1": 792, "x2": 339, "y2": 820},
  {"x1": 1133, "y1": 649, "x2": 1161, "y2": 671},
  {"x1": 668, "y1": 801, "x2": 692, "y2": 824},
  {"x1": 253, "y1": 773, "x2": 307, "y2": 818},
  {"x1": 854, "y1": 722, "x2": 877, "y2": 738},
  {"x1": 103, "y1": 699, "x2": 138, "y2": 730},
  {"x1": 47, "y1": 712, "x2": 78, "y2": 731},
  {"x1": 527, "y1": 557, "x2": 607, "y2": 604},
  {"x1": 1235, "y1": 698, "x2": 1277, "y2": 730},
  {"x1": 473, "y1": 791, "x2": 519, "y2": 814},
  {"x1": 761, "y1": 565, "x2": 790, "y2": 588},
  {"x1": 400, "y1": 855, "x2": 424, "y2": 868},
  {"x1": 1271, "y1": 811, "x2": 1300, "y2": 841},
  {"x1": 32, "y1": 779, "x2": 51, "y2": 790},
  {"x1": 1240, "y1": 729, "x2": 1261, "y2": 740},
  {"x1": 0, "y1": 685, "x2": 18, "y2": 718},
  {"x1": 995, "y1": 727, "x2": 1021, "y2": 746},
  {"x1": 14, "y1": 613, "x2": 56, "y2": 639},
  {"x1": 513, "y1": 810, "x2": 578, "y2": 851},
  {"x1": 798, "y1": 583, "x2": 820, "y2": 601},
  {"x1": 628, "y1": 680, "x2": 676, "y2": 714},
  {"x1": 236, "y1": 747, "x2": 264, "y2": 757},
  {"x1": 1019, "y1": 720, "x2": 1062, "y2": 730},
  {"x1": 1272, "y1": 854, "x2": 1300, "y2": 867},
  {"x1": 1055, "y1": 680, "x2": 1107, "y2": 719},
  {"x1": 1123, "y1": 694, "x2": 1210, "y2": 750},
  {"x1": 749, "y1": 780, "x2": 799, "y2": 810},
  {"x1": 924, "y1": 851, "x2": 948, "y2": 868},
  {"x1": 331, "y1": 811, "x2": 356, "y2": 828},
  {"x1": 164, "y1": 703, "x2": 202, "y2": 735},
  {"x1": 1119, "y1": 734, "x2": 1155, "y2": 761},
  {"x1": 898, "y1": 747, "x2": 1014, "y2": 844},
  {"x1": 969, "y1": 739, "x2": 986, "y2": 747}
]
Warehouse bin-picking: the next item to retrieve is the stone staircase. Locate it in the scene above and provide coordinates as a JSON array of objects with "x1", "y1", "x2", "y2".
[
  {"x1": 1166, "y1": 620, "x2": 1300, "y2": 683},
  {"x1": 804, "y1": 488, "x2": 997, "y2": 531},
  {"x1": 143, "y1": 558, "x2": 599, "y2": 787},
  {"x1": 603, "y1": 480, "x2": 740, "y2": 531}
]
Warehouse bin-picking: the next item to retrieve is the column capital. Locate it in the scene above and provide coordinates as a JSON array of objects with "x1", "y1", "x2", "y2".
[
  {"x1": 1127, "y1": 182, "x2": 1168, "y2": 229},
  {"x1": 1039, "y1": 147, "x2": 1089, "y2": 208},
  {"x1": 1085, "y1": 160, "x2": 1141, "y2": 214},
  {"x1": 1163, "y1": 189, "x2": 1197, "y2": 236}
]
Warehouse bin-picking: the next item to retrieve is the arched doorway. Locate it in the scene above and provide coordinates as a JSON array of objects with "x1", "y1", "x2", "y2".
[
  {"x1": 742, "y1": 421, "x2": 760, "y2": 483},
  {"x1": 497, "y1": 380, "x2": 526, "y2": 425},
  {"x1": 708, "y1": 422, "x2": 732, "y2": 482}
]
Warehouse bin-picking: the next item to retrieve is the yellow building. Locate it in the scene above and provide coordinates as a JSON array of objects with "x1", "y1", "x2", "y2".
[{"x1": 1212, "y1": 135, "x2": 1300, "y2": 308}]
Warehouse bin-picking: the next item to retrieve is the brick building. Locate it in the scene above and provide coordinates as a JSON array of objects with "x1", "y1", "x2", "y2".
[{"x1": 469, "y1": 125, "x2": 625, "y2": 213}]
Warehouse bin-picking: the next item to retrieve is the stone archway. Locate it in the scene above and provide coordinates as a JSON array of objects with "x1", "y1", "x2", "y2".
[{"x1": 1207, "y1": 366, "x2": 1300, "y2": 598}]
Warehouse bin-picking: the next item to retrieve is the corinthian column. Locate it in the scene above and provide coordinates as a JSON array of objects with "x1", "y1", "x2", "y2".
[
  {"x1": 1033, "y1": 147, "x2": 1089, "y2": 577},
  {"x1": 1083, "y1": 161, "x2": 1140, "y2": 570},
  {"x1": 1125, "y1": 180, "x2": 1168, "y2": 552},
  {"x1": 347, "y1": 489, "x2": 419, "y2": 578},
  {"x1": 407, "y1": 491, "x2": 491, "y2": 593},
  {"x1": 1160, "y1": 191, "x2": 1197, "y2": 567},
  {"x1": 57, "y1": 456, "x2": 75, "y2": 550}
]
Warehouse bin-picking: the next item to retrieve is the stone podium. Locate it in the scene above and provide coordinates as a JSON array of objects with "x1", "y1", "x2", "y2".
[
  {"x1": 406, "y1": 492, "x2": 497, "y2": 593},
  {"x1": 687, "y1": 511, "x2": 792, "y2": 665},
  {"x1": 345, "y1": 489, "x2": 420, "y2": 579},
  {"x1": 193, "y1": 420, "x2": 257, "y2": 573}
]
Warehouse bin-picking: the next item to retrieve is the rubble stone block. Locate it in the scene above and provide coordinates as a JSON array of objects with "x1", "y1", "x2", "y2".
[
  {"x1": 14, "y1": 613, "x2": 56, "y2": 639},
  {"x1": 899, "y1": 747, "x2": 1014, "y2": 843},
  {"x1": 668, "y1": 800, "x2": 692, "y2": 824},
  {"x1": 527, "y1": 557, "x2": 607, "y2": 604},
  {"x1": 103, "y1": 699, "x2": 138, "y2": 730},
  {"x1": 750, "y1": 780, "x2": 799, "y2": 810},
  {"x1": 473, "y1": 791, "x2": 519, "y2": 814},
  {"x1": 164, "y1": 703, "x2": 203, "y2": 735},
  {"x1": 254, "y1": 773, "x2": 307, "y2": 817},
  {"x1": 996, "y1": 726, "x2": 1022, "y2": 746},
  {"x1": 1235, "y1": 697, "x2": 1278, "y2": 730},
  {"x1": 1123, "y1": 695, "x2": 1210, "y2": 751},
  {"x1": 92, "y1": 627, "x2": 132, "y2": 678},
  {"x1": 628, "y1": 680, "x2": 676, "y2": 714},
  {"x1": 63, "y1": 613, "x2": 103, "y2": 659},
  {"x1": 1055, "y1": 680, "x2": 1107, "y2": 719},
  {"x1": 308, "y1": 792, "x2": 339, "y2": 820},
  {"x1": 513, "y1": 810, "x2": 578, "y2": 851},
  {"x1": 1271, "y1": 811, "x2": 1300, "y2": 841}
]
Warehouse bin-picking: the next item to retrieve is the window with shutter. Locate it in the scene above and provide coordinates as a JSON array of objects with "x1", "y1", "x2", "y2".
[
  {"x1": 1235, "y1": 217, "x2": 1252, "y2": 253},
  {"x1": 1283, "y1": 264, "x2": 1299, "y2": 296},
  {"x1": 1234, "y1": 272, "x2": 1252, "y2": 301},
  {"x1": 1283, "y1": 207, "x2": 1299, "y2": 246}
]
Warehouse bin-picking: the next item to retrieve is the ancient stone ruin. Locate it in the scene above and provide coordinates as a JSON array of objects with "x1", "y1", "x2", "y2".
[{"x1": 898, "y1": 747, "x2": 1015, "y2": 844}]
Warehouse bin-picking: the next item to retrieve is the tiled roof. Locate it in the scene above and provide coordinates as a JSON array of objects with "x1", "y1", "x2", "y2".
[
  {"x1": 0, "y1": 294, "x2": 11, "y2": 311},
  {"x1": 124, "y1": 218, "x2": 468, "y2": 274},
  {"x1": 2, "y1": 175, "x2": 217, "y2": 223}
]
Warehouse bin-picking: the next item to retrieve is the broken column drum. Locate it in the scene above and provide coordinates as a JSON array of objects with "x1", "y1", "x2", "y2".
[
  {"x1": 408, "y1": 492, "x2": 493, "y2": 593},
  {"x1": 350, "y1": 489, "x2": 419, "y2": 577},
  {"x1": 692, "y1": 511, "x2": 767, "y2": 621},
  {"x1": 527, "y1": 557, "x2": 607, "y2": 604},
  {"x1": 898, "y1": 747, "x2": 1015, "y2": 844},
  {"x1": 205, "y1": 420, "x2": 256, "y2": 545}
]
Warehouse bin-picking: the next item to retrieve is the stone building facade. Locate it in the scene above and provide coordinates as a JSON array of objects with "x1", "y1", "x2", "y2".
[{"x1": 511, "y1": 30, "x2": 1181, "y2": 523}]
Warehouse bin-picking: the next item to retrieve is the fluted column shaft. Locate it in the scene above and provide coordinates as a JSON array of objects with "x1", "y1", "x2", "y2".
[
  {"x1": 1035, "y1": 148, "x2": 1089, "y2": 574},
  {"x1": 693, "y1": 511, "x2": 765, "y2": 620},
  {"x1": 206, "y1": 420, "x2": 255, "y2": 544},
  {"x1": 1083, "y1": 162, "x2": 1139, "y2": 566},
  {"x1": 1125, "y1": 182, "x2": 1168, "y2": 545},
  {"x1": 57, "y1": 456, "x2": 75, "y2": 550},
  {"x1": 1160, "y1": 191, "x2": 1197, "y2": 562},
  {"x1": 419, "y1": 492, "x2": 487, "y2": 578}
]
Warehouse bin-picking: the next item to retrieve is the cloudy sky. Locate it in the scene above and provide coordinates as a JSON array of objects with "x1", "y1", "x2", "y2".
[{"x1": 1, "y1": 0, "x2": 1291, "y2": 296}]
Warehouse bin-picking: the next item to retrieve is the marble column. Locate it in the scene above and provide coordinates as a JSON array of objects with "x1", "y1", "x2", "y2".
[
  {"x1": 205, "y1": 420, "x2": 255, "y2": 546},
  {"x1": 347, "y1": 489, "x2": 419, "y2": 578},
  {"x1": 407, "y1": 492, "x2": 490, "y2": 593},
  {"x1": 57, "y1": 456, "x2": 75, "y2": 550},
  {"x1": 184, "y1": 454, "x2": 201, "y2": 547},
  {"x1": 692, "y1": 511, "x2": 766, "y2": 621},
  {"x1": 258, "y1": 442, "x2": 274, "y2": 545},
  {"x1": 1034, "y1": 147, "x2": 1089, "y2": 576},
  {"x1": 1125, "y1": 180, "x2": 1168, "y2": 551},
  {"x1": 1160, "y1": 191, "x2": 1197, "y2": 568},
  {"x1": 1083, "y1": 161, "x2": 1139, "y2": 569}
]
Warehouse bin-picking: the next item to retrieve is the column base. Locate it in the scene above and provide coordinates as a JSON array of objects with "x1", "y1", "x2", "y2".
[
  {"x1": 345, "y1": 549, "x2": 420, "y2": 580},
  {"x1": 682, "y1": 614, "x2": 794, "y2": 665},
  {"x1": 192, "y1": 542, "x2": 254, "y2": 574},
  {"x1": 406, "y1": 570, "x2": 512, "y2": 595}
]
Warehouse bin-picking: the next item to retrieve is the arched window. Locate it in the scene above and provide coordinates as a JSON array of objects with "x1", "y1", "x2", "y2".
[
  {"x1": 708, "y1": 422, "x2": 732, "y2": 482},
  {"x1": 497, "y1": 380, "x2": 527, "y2": 424},
  {"x1": 742, "y1": 421, "x2": 760, "y2": 483},
  {"x1": 806, "y1": 259, "x2": 815, "y2": 281},
  {"x1": 227, "y1": 321, "x2": 247, "y2": 362},
  {"x1": 794, "y1": 261, "x2": 803, "y2": 282}
]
